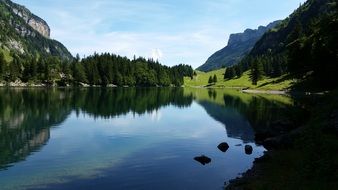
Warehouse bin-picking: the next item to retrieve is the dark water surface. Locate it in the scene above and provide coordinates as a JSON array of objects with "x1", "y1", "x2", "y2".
[{"x1": 0, "y1": 88, "x2": 293, "y2": 190}]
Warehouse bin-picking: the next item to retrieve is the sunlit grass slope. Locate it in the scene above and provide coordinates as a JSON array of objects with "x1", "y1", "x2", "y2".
[{"x1": 184, "y1": 69, "x2": 294, "y2": 91}]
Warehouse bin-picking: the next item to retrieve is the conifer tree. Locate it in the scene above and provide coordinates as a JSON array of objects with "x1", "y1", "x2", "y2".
[
  {"x1": 0, "y1": 53, "x2": 5, "y2": 81},
  {"x1": 213, "y1": 74, "x2": 217, "y2": 83},
  {"x1": 249, "y1": 59, "x2": 263, "y2": 85},
  {"x1": 208, "y1": 76, "x2": 213, "y2": 84}
]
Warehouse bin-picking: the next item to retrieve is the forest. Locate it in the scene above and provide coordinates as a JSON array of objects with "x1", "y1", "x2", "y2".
[{"x1": 0, "y1": 52, "x2": 194, "y2": 87}]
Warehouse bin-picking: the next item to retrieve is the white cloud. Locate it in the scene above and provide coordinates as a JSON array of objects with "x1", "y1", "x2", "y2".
[{"x1": 151, "y1": 49, "x2": 163, "y2": 61}]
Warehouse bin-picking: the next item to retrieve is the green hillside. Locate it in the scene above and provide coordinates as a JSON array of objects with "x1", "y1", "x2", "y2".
[
  {"x1": 184, "y1": 68, "x2": 294, "y2": 91},
  {"x1": 224, "y1": 0, "x2": 338, "y2": 91}
]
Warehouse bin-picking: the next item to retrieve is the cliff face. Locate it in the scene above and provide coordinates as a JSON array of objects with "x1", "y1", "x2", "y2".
[
  {"x1": 0, "y1": 0, "x2": 72, "y2": 60},
  {"x1": 12, "y1": 6, "x2": 51, "y2": 38},
  {"x1": 2, "y1": 0, "x2": 50, "y2": 38},
  {"x1": 197, "y1": 21, "x2": 281, "y2": 72}
]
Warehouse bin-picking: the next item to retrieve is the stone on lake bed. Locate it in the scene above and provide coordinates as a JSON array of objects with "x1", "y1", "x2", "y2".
[
  {"x1": 245, "y1": 145, "x2": 253, "y2": 155},
  {"x1": 217, "y1": 142, "x2": 230, "y2": 152},
  {"x1": 194, "y1": 155, "x2": 212, "y2": 165}
]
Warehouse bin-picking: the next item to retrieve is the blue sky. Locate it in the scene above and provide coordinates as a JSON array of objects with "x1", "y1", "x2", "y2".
[{"x1": 13, "y1": 0, "x2": 305, "y2": 68}]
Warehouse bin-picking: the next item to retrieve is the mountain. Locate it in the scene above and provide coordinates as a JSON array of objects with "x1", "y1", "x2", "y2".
[
  {"x1": 197, "y1": 21, "x2": 281, "y2": 72},
  {"x1": 0, "y1": 0, "x2": 72, "y2": 61},
  {"x1": 233, "y1": 0, "x2": 338, "y2": 89},
  {"x1": 249, "y1": 0, "x2": 333, "y2": 56}
]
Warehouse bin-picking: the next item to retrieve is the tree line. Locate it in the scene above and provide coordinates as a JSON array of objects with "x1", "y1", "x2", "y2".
[{"x1": 0, "y1": 52, "x2": 194, "y2": 87}]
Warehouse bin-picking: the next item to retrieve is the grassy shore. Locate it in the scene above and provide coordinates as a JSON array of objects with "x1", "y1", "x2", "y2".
[{"x1": 184, "y1": 69, "x2": 295, "y2": 91}]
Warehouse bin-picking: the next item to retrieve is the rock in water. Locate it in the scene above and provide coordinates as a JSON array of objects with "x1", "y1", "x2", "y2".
[
  {"x1": 245, "y1": 145, "x2": 253, "y2": 155},
  {"x1": 217, "y1": 142, "x2": 230, "y2": 152},
  {"x1": 194, "y1": 155, "x2": 212, "y2": 165}
]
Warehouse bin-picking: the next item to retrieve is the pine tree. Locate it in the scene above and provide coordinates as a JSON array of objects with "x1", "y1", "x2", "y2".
[
  {"x1": 22, "y1": 61, "x2": 31, "y2": 82},
  {"x1": 30, "y1": 59, "x2": 38, "y2": 80},
  {"x1": 224, "y1": 67, "x2": 236, "y2": 79},
  {"x1": 75, "y1": 63, "x2": 87, "y2": 83},
  {"x1": 234, "y1": 65, "x2": 242, "y2": 78},
  {"x1": 0, "y1": 53, "x2": 5, "y2": 81},
  {"x1": 249, "y1": 59, "x2": 263, "y2": 85},
  {"x1": 44, "y1": 61, "x2": 50, "y2": 82},
  {"x1": 208, "y1": 76, "x2": 213, "y2": 84},
  {"x1": 213, "y1": 74, "x2": 217, "y2": 83},
  {"x1": 9, "y1": 57, "x2": 20, "y2": 82},
  {"x1": 287, "y1": 17, "x2": 305, "y2": 75}
]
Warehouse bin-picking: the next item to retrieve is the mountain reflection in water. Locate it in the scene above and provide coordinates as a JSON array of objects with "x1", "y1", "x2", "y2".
[{"x1": 0, "y1": 88, "x2": 293, "y2": 190}]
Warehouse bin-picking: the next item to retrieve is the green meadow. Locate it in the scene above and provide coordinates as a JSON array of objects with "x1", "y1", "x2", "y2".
[{"x1": 184, "y1": 69, "x2": 295, "y2": 91}]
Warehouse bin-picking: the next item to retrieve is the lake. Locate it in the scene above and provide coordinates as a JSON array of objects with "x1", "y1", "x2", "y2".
[{"x1": 0, "y1": 88, "x2": 293, "y2": 190}]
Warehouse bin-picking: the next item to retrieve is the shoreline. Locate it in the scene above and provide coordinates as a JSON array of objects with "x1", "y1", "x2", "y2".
[
  {"x1": 1, "y1": 83, "x2": 330, "y2": 96},
  {"x1": 226, "y1": 90, "x2": 338, "y2": 189},
  {"x1": 184, "y1": 85, "x2": 288, "y2": 95},
  {"x1": 185, "y1": 85, "x2": 330, "y2": 96},
  {"x1": 241, "y1": 89, "x2": 287, "y2": 95}
]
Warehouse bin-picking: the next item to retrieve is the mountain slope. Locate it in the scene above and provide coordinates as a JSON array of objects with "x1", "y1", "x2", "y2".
[
  {"x1": 0, "y1": 0, "x2": 72, "y2": 61},
  {"x1": 236, "y1": 0, "x2": 338, "y2": 89},
  {"x1": 249, "y1": 0, "x2": 333, "y2": 56},
  {"x1": 197, "y1": 21, "x2": 281, "y2": 72}
]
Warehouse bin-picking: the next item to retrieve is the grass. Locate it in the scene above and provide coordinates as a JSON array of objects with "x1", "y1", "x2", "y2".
[{"x1": 184, "y1": 68, "x2": 295, "y2": 91}]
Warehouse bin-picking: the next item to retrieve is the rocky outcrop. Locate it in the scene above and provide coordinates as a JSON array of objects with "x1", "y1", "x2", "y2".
[
  {"x1": 0, "y1": 0, "x2": 73, "y2": 60},
  {"x1": 227, "y1": 22, "x2": 279, "y2": 48},
  {"x1": 244, "y1": 145, "x2": 253, "y2": 155},
  {"x1": 218, "y1": 142, "x2": 230, "y2": 152},
  {"x1": 27, "y1": 16, "x2": 50, "y2": 38},
  {"x1": 3, "y1": 0, "x2": 50, "y2": 38},
  {"x1": 197, "y1": 21, "x2": 281, "y2": 72}
]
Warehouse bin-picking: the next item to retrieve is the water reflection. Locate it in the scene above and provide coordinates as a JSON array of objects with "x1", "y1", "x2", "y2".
[
  {"x1": 194, "y1": 155, "x2": 212, "y2": 165},
  {"x1": 0, "y1": 88, "x2": 193, "y2": 170},
  {"x1": 0, "y1": 87, "x2": 293, "y2": 190},
  {"x1": 189, "y1": 88, "x2": 294, "y2": 143}
]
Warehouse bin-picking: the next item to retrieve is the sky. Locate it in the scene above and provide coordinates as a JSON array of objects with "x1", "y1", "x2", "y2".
[{"x1": 13, "y1": 0, "x2": 306, "y2": 68}]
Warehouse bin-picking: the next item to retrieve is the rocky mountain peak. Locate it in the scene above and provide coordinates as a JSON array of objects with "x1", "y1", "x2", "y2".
[
  {"x1": 227, "y1": 20, "x2": 280, "y2": 47},
  {"x1": 197, "y1": 20, "x2": 281, "y2": 72},
  {"x1": 2, "y1": 0, "x2": 50, "y2": 38},
  {"x1": 0, "y1": 0, "x2": 73, "y2": 60}
]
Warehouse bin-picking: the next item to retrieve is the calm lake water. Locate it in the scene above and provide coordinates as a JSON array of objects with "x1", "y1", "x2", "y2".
[{"x1": 0, "y1": 88, "x2": 292, "y2": 190}]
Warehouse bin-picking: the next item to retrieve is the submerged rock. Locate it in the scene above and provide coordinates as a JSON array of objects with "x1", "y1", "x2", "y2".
[
  {"x1": 245, "y1": 145, "x2": 253, "y2": 155},
  {"x1": 218, "y1": 142, "x2": 230, "y2": 152},
  {"x1": 194, "y1": 155, "x2": 212, "y2": 165}
]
